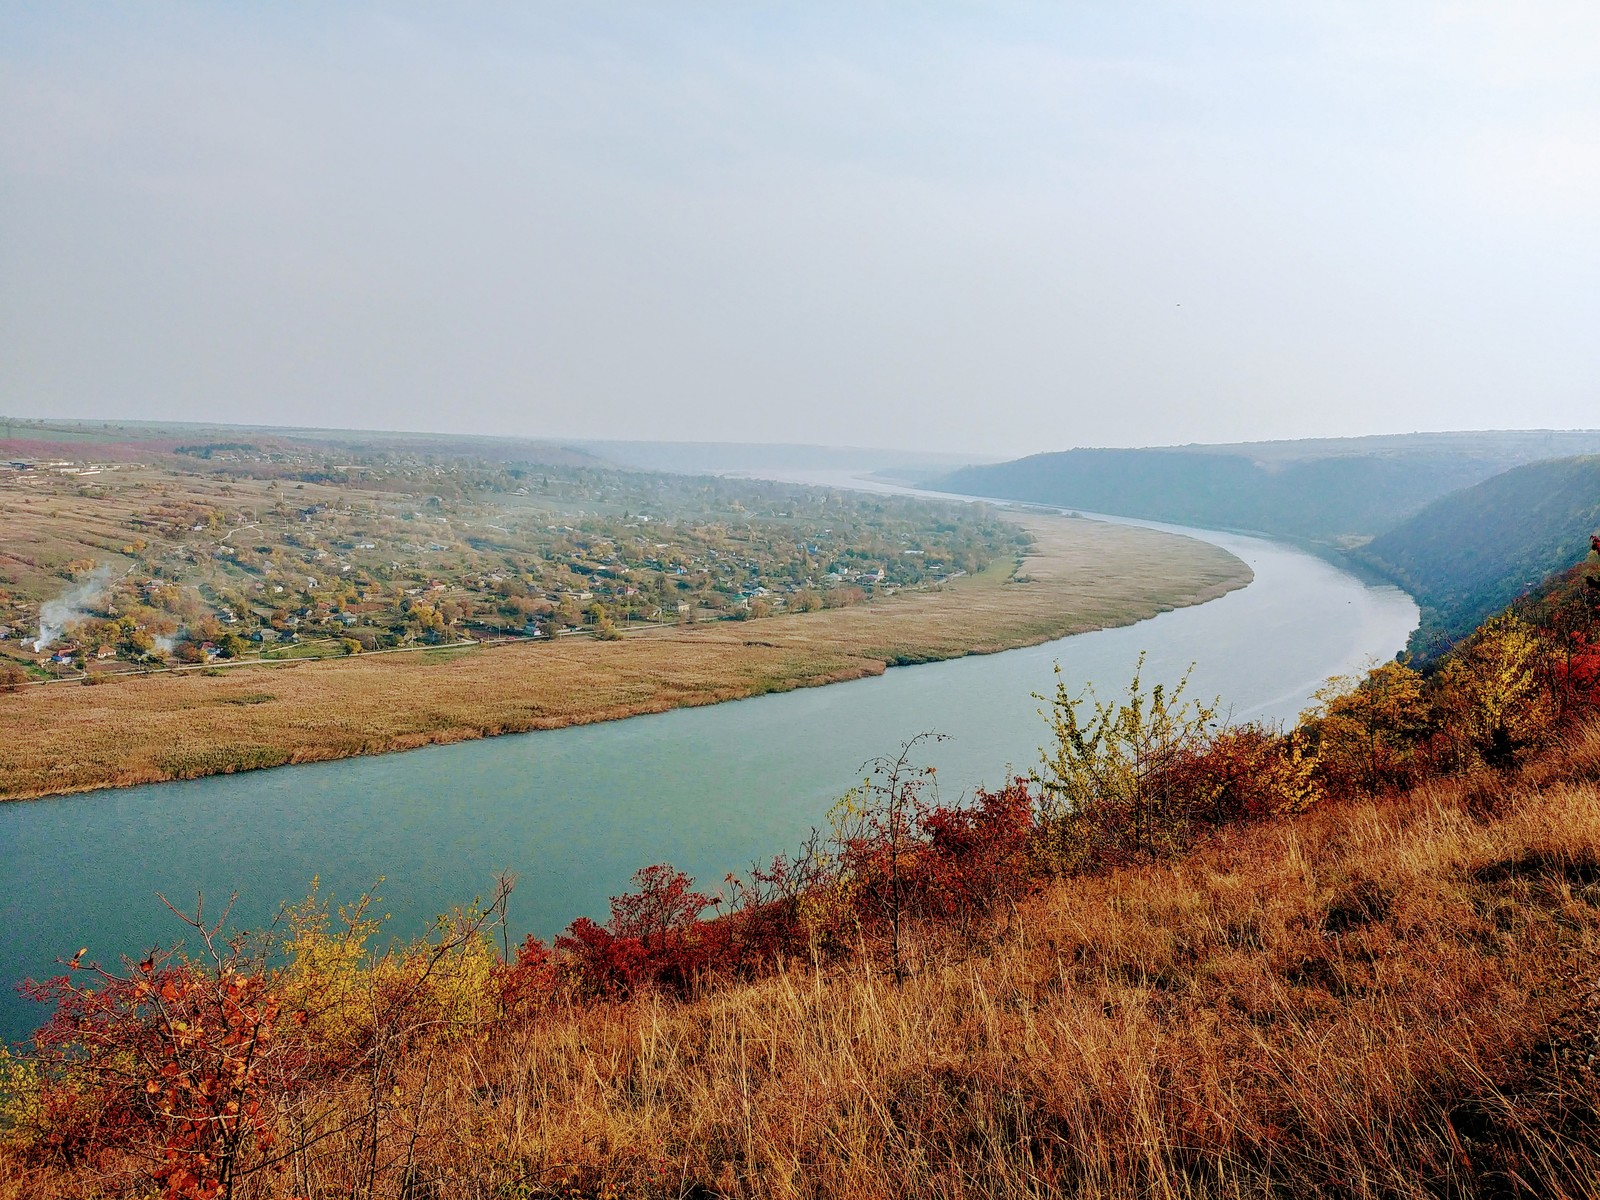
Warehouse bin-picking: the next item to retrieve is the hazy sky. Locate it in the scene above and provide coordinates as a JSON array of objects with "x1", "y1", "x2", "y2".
[{"x1": 2, "y1": 3, "x2": 1597, "y2": 456}]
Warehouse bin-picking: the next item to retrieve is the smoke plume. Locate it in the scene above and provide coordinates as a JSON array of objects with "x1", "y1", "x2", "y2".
[{"x1": 33, "y1": 564, "x2": 114, "y2": 652}]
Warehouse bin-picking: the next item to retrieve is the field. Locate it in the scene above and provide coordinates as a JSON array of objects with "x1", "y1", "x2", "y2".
[{"x1": 0, "y1": 512, "x2": 1250, "y2": 800}]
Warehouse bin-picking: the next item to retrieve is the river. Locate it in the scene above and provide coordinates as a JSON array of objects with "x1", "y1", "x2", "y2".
[{"x1": 0, "y1": 493, "x2": 1416, "y2": 1042}]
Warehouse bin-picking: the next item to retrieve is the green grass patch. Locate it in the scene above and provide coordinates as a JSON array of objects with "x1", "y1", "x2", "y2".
[
  {"x1": 419, "y1": 646, "x2": 480, "y2": 663},
  {"x1": 964, "y1": 556, "x2": 1021, "y2": 588},
  {"x1": 157, "y1": 745, "x2": 292, "y2": 779}
]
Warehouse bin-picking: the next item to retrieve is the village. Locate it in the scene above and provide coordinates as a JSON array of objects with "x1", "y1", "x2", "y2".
[{"x1": 0, "y1": 440, "x2": 1021, "y2": 683}]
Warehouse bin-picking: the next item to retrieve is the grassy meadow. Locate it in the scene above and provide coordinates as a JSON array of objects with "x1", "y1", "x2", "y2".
[{"x1": 0, "y1": 513, "x2": 1250, "y2": 801}]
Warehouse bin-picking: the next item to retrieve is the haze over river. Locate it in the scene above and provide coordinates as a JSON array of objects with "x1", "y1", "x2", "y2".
[{"x1": 0, "y1": 487, "x2": 1417, "y2": 1042}]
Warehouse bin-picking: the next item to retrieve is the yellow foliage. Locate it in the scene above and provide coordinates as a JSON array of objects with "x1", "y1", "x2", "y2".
[
  {"x1": 276, "y1": 880, "x2": 507, "y2": 1054},
  {"x1": 1305, "y1": 660, "x2": 1429, "y2": 795},
  {"x1": 277, "y1": 878, "x2": 387, "y2": 1050},
  {"x1": 0, "y1": 1047, "x2": 42, "y2": 1143},
  {"x1": 1434, "y1": 613, "x2": 1557, "y2": 768}
]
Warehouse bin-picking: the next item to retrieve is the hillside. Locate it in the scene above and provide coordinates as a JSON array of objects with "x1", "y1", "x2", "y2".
[
  {"x1": 935, "y1": 430, "x2": 1600, "y2": 542},
  {"x1": 576, "y1": 439, "x2": 987, "y2": 476},
  {"x1": 1359, "y1": 455, "x2": 1600, "y2": 657}
]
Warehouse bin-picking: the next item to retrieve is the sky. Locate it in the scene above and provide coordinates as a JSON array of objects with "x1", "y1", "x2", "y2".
[{"x1": 2, "y1": 3, "x2": 1597, "y2": 458}]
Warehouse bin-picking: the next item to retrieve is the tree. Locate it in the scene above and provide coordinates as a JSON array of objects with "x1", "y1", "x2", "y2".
[
  {"x1": 1433, "y1": 614, "x2": 1555, "y2": 769},
  {"x1": 1305, "y1": 661, "x2": 1429, "y2": 795},
  {"x1": 829, "y1": 734, "x2": 947, "y2": 983},
  {"x1": 1032, "y1": 654, "x2": 1219, "y2": 866},
  {"x1": 605, "y1": 864, "x2": 713, "y2": 943},
  {"x1": 122, "y1": 627, "x2": 156, "y2": 658},
  {"x1": 22, "y1": 897, "x2": 287, "y2": 1200},
  {"x1": 0, "y1": 663, "x2": 28, "y2": 693}
]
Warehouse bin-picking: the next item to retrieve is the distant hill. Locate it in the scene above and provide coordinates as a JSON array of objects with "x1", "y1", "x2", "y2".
[
  {"x1": 935, "y1": 430, "x2": 1600, "y2": 542},
  {"x1": 0, "y1": 417, "x2": 608, "y2": 470},
  {"x1": 577, "y1": 440, "x2": 989, "y2": 477},
  {"x1": 1357, "y1": 455, "x2": 1600, "y2": 657}
]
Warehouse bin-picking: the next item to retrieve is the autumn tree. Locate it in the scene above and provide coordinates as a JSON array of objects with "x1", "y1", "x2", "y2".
[
  {"x1": 21, "y1": 898, "x2": 289, "y2": 1200},
  {"x1": 828, "y1": 733, "x2": 947, "y2": 982},
  {"x1": 1304, "y1": 661, "x2": 1430, "y2": 795},
  {"x1": 1032, "y1": 654, "x2": 1220, "y2": 866},
  {"x1": 1433, "y1": 613, "x2": 1555, "y2": 769}
]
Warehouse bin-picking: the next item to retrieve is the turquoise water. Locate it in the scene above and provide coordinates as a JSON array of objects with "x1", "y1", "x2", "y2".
[{"x1": 0, "y1": 514, "x2": 1416, "y2": 1042}]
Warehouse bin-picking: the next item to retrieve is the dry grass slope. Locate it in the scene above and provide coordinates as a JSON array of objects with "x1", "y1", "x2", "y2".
[
  {"x1": 0, "y1": 514, "x2": 1250, "y2": 801},
  {"x1": 367, "y1": 726, "x2": 1600, "y2": 1199},
  {"x1": 9, "y1": 725, "x2": 1600, "y2": 1199}
]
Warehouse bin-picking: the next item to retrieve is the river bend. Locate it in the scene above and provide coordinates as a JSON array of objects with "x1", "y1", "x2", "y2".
[{"x1": 0, "y1": 505, "x2": 1415, "y2": 1041}]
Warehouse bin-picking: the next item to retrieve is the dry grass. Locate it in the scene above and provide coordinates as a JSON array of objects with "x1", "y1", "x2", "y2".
[
  {"x1": 0, "y1": 514, "x2": 1249, "y2": 801},
  {"x1": 11, "y1": 725, "x2": 1600, "y2": 1199}
]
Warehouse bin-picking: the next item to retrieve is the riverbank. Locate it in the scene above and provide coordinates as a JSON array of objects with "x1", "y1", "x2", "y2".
[{"x1": 0, "y1": 513, "x2": 1250, "y2": 801}]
